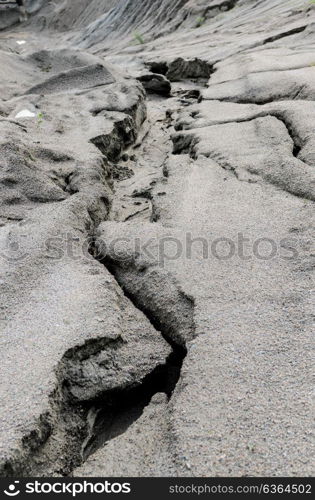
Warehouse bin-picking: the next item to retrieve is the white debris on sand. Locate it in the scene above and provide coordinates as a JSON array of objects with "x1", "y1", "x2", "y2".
[{"x1": 15, "y1": 109, "x2": 36, "y2": 119}]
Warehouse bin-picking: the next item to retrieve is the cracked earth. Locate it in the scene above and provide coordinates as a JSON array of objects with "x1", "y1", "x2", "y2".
[{"x1": 0, "y1": 0, "x2": 314, "y2": 477}]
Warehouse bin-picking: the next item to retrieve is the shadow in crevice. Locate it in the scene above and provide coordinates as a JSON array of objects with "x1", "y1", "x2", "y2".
[{"x1": 82, "y1": 345, "x2": 186, "y2": 460}]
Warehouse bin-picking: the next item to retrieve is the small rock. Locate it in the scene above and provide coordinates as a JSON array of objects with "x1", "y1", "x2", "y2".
[{"x1": 138, "y1": 73, "x2": 171, "y2": 97}]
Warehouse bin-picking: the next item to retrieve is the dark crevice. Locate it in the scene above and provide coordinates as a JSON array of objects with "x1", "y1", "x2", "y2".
[
  {"x1": 172, "y1": 131, "x2": 200, "y2": 158},
  {"x1": 82, "y1": 346, "x2": 186, "y2": 460},
  {"x1": 138, "y1": 73, "x2": 171, "y2": 97},
  {"x1": 148, "y1": 58, "x2": 213, "y2": 83},
  {"x1": 293, "y1": 143, "x2": 301, "y2": 157},
  {"x1": 79, "y1": 243, "x2": 188, "y2": 464},
  {"x1": 79, "y1": 87, "x2": 192, "y2": 465},
  {"x1": 0, "y1": 53, "x2": 198, "y2": 477},
  {"x1": 262, "y1": 25, "x2": 307, "y2": 45},
  {"x1": 203, "y1": 0, "x2": 240, "y2": 19},
  {"x1": 174, "y1": 101, "x2": 308, "y2": 160},
  {"x1": 167, "y1": 57, "x2": 213, "y2": 82},
  {"x1": 147, "y1": 61, "x2": 169, "y2": 75},
  {"x1": 273, "y1": 115, "x2": 303, "y2": 159},
  {"x1": 179, "y1": 89, "x2": 201, "y2": 100},
  {"x1": 0, "y1": 118, "x2": 27, "y2": 130},
  {"x1": 172, "y1": 110, "x2": 305, "y2": 161},
  {"x1": 90, "y1": 115, "x2": 139, "y2": 162},
  {"x1": 2, "y1": 179, "x2": 187, "y2": 477},
  {"x1": 92, "y1": 246, "x2": 191, "y2": 352},
  {"x1": 202, "y1": 78, "x2": 311, "y2": 104},
  {"x1": 203, "y1": 96, "x2": 279, "y2": 105},
  {"x1": 0, "y1": 91, "x2": 173, "y2": 478},
  {"x1": 90, "y1": 96, "x2": 146, "y2": 161},
  {"x1": 0, "y1": 259, "x2": 187, "y2": 477}
]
